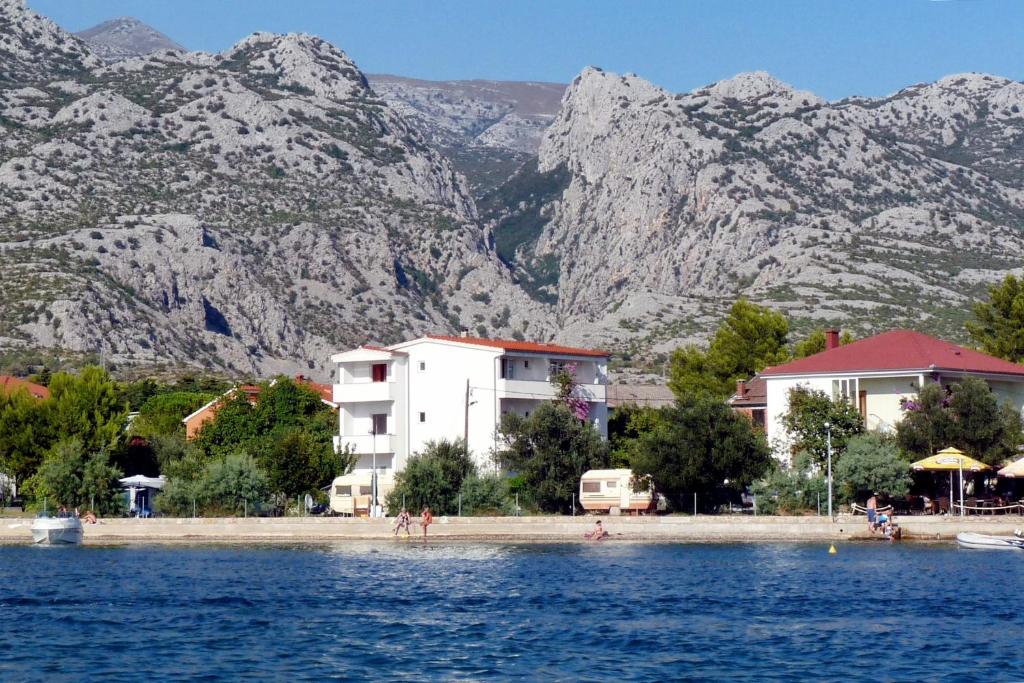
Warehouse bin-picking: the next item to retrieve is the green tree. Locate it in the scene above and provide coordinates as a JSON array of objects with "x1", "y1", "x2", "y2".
[
  {"x1": 26, "y1": 437, "x2": 123, "y2": 514},
  {"x1": 386, "y1": 439, "x2": 474, "y2": 516},
  {"x1": 966, "y1": 274, "x2": 1024, "y2": 362},
  {"x1": 793, "y1": 329, "x2": 855, "y2": 359},
  {"x1": 780, "y1": 386, "x2": 863, "y2": 467},
  {"x1": 631, "y1": 398, "x2": 771, "y2": 512},
  {"x1": 28, "y1": 438, "x2": 85, "y2": 510},
  {"x1": 0, "y1": 388, "x2": 52, "y2": 490},
  {"x1": 47, "y1": 366, "x2": 128, "y2": 454},
  {"x1": 750, "y1": 453, "x2": 826, "y2": 515},
  {"x1": 896, "y1": 378, "x2": 1020, "y2": 466},
  {"x1": 497, "y1": 402, "x2": 608, "y2": 513},
  {"x1": 195, "y1": 453, "x2": 270, "y2": 516},
  {"x1": 834, "y1": 433, "x2": 911, "y2": 503},
  {"x1": 262, "y1": 429, "x2": 344, "y2": 499},
  {"x1": 608, "y1": 403, "x2": 662, "y2": 467},
  {"x1": 668, "y1": 299, "x2": 790, "y2": 399},
  {"x1": 132, "y1": 391, "x2": 213, "y2": 439},
  {"x1": 457, "y1": 473, "x2": 514, "y2": 515}
]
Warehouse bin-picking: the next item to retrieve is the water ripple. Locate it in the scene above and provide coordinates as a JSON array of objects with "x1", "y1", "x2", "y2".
[{"x1": 0, "y1": 542, "x2": 1022, "y2": 681}]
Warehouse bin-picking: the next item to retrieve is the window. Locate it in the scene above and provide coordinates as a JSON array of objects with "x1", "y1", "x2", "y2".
[
  {"x1": 582, "y1": 481, "x2": 600, "y2": 493},
  {"x1": 371, "y1": 363, "x2": 387, "y2": 382},
  {"x1": 549, "y1": 360, "x2": 567, "y2": 376},
  {"x1": 500, "y1": 357, "x2": 515, "y2": 379},
  {"x1": 335, "y1": 485, "x2": 352, "y2": 496},
  {"x1": 831, "y1": 378, "x2": 857, "y2": 405},
  {"x1": 524, "y1": 360, "x2": 530, "y2": 369},
  {"x1": 418, "y1": 361, "x2": 426, "y2": 372},
  {"x1": 419, "y1": 412, "x2": 426, "y2": 423},
  {"x1": 606, "y1": 481, "x2": 617, "y2": 489},
  {"x1": 358, "y1": 486, "x2": 373, "y2": 495},
  {"x1": 371, "y1": 413, "x2": 387, "y2": 435}
]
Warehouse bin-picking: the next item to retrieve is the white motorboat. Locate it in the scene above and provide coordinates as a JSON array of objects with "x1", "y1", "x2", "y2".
[
  {"x1": 956, "y1": 531, "x2": 1024, "y2": 551},
  {"x1": 31, "y1": 514, "x2": 84, "y2": 545}
]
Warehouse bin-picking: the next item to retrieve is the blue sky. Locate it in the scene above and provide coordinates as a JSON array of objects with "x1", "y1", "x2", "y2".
[{"x1": 29, "y1": 0, "x2": 1024, "y2": 100}]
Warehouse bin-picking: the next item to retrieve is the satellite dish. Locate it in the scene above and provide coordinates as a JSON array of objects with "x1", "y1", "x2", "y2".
[{"x1": 304, "y1": 494, "x2": 314, "y2": 511}]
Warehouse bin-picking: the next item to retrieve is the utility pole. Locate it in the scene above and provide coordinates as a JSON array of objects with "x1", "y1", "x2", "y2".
[
  {"x1": 824, "y1": 422, "x2": 834, "y2": 520},
  {"x1": 463, "y1": 378, "x2": 470, "y2": 449}
]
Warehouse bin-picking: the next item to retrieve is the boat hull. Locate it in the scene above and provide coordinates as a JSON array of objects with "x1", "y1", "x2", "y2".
[
  {"x1": 31, "y1": 518, "x2": 84, "y2": 545},
  {"x1": 956, "y1": 532, "x2": 1024, "y2": 551}
]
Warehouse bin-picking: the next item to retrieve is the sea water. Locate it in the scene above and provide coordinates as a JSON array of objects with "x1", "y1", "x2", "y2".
[{"x1": 0, "y1": 542, "x2": 1022, "y2": 681}]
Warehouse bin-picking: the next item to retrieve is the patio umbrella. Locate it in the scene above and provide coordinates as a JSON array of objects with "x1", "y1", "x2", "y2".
[
  {"x1": 910, "y1": 447, "x2": 991, "y2": 517},
  {"x1": 997, "y1": 456, "x2": 1024, "y2": 478}
]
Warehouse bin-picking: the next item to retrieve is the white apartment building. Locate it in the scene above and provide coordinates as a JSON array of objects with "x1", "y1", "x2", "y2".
[{"x1": 330, "y1": 334, "x2": 609, "y2": 479}]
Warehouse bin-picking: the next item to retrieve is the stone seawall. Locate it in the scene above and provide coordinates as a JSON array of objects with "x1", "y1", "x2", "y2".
[{"x1": 3, "y1": 514, "x2": 1022, "y2": 545}]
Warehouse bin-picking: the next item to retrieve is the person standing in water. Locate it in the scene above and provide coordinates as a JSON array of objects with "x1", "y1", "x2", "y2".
[{"x1": 420, "y1": 506, "x2": 433, "y2": 540}]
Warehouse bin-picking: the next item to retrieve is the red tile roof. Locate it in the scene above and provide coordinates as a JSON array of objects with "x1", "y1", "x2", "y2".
[
  {"x1": 0, "y1": 375, "x2": 50, "y2": 400},
  {"x1": 425, "y1": 334, "x2": 609, "y2": 358},
  {"x1": 729, "y1": 376, "x2": 767, "y2": 406},
  {"x1": 761, "y1": 330, "x2": 1024, "y2": 377},
  {"x1": 295, "y1": 374, "x2": 335, "y2": 404}
]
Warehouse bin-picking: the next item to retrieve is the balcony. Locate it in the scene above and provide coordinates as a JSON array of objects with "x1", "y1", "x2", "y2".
[
  {"x1": 333, "y1": 381, "x2": 397, "y2": 405},
  {"x1": 496, "y1": 379, "x2": 606, "y2": 402},
  {"x1": 335, "y1": 433, "x2": 396, "y2": 454}
]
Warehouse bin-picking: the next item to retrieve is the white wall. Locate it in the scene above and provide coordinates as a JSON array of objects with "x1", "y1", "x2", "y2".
[{"x1": 334, "y1": 339, "x2": 611, "y2": 476}]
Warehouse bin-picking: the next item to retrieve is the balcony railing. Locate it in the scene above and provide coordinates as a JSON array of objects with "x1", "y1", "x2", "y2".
[
  {"x1": 335, "y1": 433, "x2": 395, "y2": 454},
  {"x1": 333, "y1": 381, "x2": 396, "y2": 404},
  {"x1": 496, "y1": 379, "x2": 606, "y2": 402}
]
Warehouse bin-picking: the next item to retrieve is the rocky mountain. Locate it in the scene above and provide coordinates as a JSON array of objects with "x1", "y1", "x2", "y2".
[
  {"x1": 494, "y1": 68, "x2": 1024, "y2": 357},
  {"x1": 0, "y1": 0, "x2": 546, "y2": 377},
  {"x1": 367, "y1": 75, "x2": 565, "y2": 197},
  {"x1": 75, "y1": 17, "x2": 184, "y2": 62},
  {"x1": 5, "y1": 0, "x2": 1024, "y2": 380}
]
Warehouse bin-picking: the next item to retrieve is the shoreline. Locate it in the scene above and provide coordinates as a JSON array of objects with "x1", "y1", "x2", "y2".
[{"x1": 3, "y1": 514, "x2": 1021, "y2": 545}]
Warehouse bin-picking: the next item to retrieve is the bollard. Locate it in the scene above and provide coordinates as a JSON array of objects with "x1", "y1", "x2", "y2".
[{"x1": 693, "y1": 492, "x2": 697, "y2": 516}]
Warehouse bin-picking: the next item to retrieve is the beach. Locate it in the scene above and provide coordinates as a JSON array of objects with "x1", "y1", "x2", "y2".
[{"x1": 3, "y1": 514, "x2": 1020, "y2": 544}]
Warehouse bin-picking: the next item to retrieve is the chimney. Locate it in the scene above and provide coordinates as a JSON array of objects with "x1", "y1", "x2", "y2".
[
  {"x1": 736, "y1": 379, "x2": 746, "y2": 398},
  {"x1": 825, "y1": 329, "x2": 840, "y2": 350}
]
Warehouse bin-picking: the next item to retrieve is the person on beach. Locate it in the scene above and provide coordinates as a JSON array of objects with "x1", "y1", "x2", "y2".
[
  {"x1": 420, "y1": 506, "x2": 433, "y2": 539},
  {"x1": 584, "y1": 520, "x2": 608, "y2": 540},
  {"x1": 866, "y1": 493, "x2": 878, "y2": 532},
  {"x1": 82, "y1": 510, "x2": 98, "y2": 524},
  {"x1": 394, "y1": 507, "x2": 411, "y2": 537}
]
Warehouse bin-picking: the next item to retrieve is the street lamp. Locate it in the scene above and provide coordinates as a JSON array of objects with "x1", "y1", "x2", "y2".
[
  {"x1": 823, "y1": 421, "x2": 833, "y2": 520},
  {"x1": 370, "y1": 425, "x2": 378, "y2": 518}
]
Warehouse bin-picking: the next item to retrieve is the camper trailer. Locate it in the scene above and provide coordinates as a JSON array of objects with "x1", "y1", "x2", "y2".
[
  {"x1": 329, "y1": 471, "x2": 393, "y2": 517},
  {"x1": 579, "y1": 469, "x2": 654, "y2": 515}
]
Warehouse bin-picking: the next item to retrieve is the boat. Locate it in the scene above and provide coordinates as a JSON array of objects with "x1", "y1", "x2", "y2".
[
  {"x1": 31, "y1": 514, "x2": 84, "y2": 545},
  {"x1": 956, "y1": 531, "x2": 1024, "y2": 551}
]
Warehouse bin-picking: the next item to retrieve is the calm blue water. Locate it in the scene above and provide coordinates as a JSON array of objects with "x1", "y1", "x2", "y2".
[{"x1": 0, "y1": 542, "x2": 1022, "y2": 681}]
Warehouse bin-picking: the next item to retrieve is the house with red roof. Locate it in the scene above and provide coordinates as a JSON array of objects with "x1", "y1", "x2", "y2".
[
  {"x1": 760, "y1": 329, "x2": 1024, "y2": 460},
  {"x1": 329, "y1": 334, "x2": 609, "y2": 503},
  {"x1": 182, "y1": 375, "x2": 337, "y2": 441},
  {"x1": 0, "y1": 375, "x2": 50, "y2": 401}
]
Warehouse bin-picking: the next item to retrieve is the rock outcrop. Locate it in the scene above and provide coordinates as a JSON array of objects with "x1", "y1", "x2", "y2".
[
  {"x1": 494, "y1": 67, "x2": 1024, "y2": 353},
  {"x1": 0, "y1": 0, "x2": 546, "y2": 376}
]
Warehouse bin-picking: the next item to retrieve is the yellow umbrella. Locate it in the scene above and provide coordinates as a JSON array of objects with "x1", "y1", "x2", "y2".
[
  {"x1": 910, "y1": 447, "x2": 990, "y2": 472},
  {"x1": 997, "y1": 456, "x2": 1024, "y2": 478},
  {"x1": 910, "y1": 447, "x2": 990, "y2": 518}
]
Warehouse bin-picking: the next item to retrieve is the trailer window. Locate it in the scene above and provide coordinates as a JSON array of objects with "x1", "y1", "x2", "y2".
[
  {"x1": 606, "y1": 481, "x2": 617, "y2": 489},
  {"x1": 335, "y1": 486, "x2": 351, "y2": 496},
  {"x1": 582, "y1": 481, "x2": 600, "y2": 493}
]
